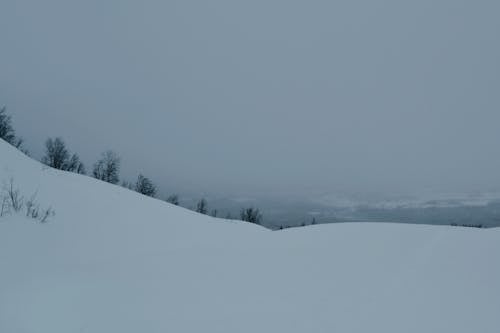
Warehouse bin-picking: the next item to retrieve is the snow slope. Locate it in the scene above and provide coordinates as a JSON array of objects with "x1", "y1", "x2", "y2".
[{"x1": 0, "y1": 139, "x2": 499, "y2": 333}]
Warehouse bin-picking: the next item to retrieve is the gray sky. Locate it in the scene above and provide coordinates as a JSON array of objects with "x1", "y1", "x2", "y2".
[{"x1": 1, "y1": 0, "x2": 499, "y2": 197}]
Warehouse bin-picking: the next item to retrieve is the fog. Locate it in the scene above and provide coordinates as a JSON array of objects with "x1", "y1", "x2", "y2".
[{"x1": 1, "y1": 0, "x2": 499, "y2": 198}]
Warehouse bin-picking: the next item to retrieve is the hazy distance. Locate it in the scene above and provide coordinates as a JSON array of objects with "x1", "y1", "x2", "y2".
[{"x1": 1, "y1": 0, "x2": 499, "y2": 200}]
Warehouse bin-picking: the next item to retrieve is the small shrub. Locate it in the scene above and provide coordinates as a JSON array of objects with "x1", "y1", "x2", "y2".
[
  {"x1": 25, "y1": 191, "x2": 39, "y2": 218},
  {"x1": 450, "y1": 223, "x2": 483, "y2": 229},
  {"x1": 121, "y1": 181, "x2": 134, "y2": 190},
  {"x1": 166, "y1": 194, "x2": 180, "y2": 205},
  {"x1": 39, "y1": 207, "x2": 55, "y2": 223},
  {"x1": 4, "y1": 178, "x2": 23, "y2": 213},
  {"x1": 0, "y1": 196, "x2": 8, "y2": 217},
  {"x1": 0, "y1": 178, "x2": 55, "y2": 223}
]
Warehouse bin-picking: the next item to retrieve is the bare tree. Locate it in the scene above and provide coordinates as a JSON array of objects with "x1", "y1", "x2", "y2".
[
  {"x1": 135, "y1": 174, "x2": 156, "y2": 197},
  {"x1": 240, "y1": 207, "x2": 262, "y2": 224},
  {"x1": 196, "y1": 198, "x2": 208, "y2": 215},
  {"x1": 41, "y1": 137, "x2": 86, "y2": 174},
  {"x1": 0, "y1": 106, "x2": 15, "y2": 144},
  {"x1": 42, "y1": 137, "x2": 69, "y2": 169},
  {"x1": 66, "y1": 153, "x2": 86, "y2": 174},
  {"x1": 93, "y1": 150, "x2": 120, "y2": 184},
  {"x1": 0, "y1": 107, "x2": 26, "y2": 152}
]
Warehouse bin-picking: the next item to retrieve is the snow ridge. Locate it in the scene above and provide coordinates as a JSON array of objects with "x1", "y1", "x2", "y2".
[{"x1": 0, "y1": 139, "x2": 499, "y2": 333}]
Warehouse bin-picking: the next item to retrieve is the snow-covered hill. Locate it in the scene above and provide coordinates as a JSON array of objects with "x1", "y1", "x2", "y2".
[{"x1": 1, "y1": 139, "x2": 499, "y2": 333}]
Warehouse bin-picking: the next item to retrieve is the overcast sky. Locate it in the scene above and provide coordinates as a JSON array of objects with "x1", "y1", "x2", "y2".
[{"x1": 1, "y1": 0, "x2": 499, "y2": 197}]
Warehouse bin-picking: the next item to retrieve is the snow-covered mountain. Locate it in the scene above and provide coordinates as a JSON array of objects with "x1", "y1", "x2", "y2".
[
  {"x1": 312, "y1": 191, "x2": 500, "y2": 210},
  {"x1": 1, "y1": 138, "x2": 499, "y2": 333}
]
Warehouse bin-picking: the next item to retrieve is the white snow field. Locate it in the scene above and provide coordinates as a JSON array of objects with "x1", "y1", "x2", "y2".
[{"x1": 0, "y1": 139, "x2": 499, "y2": 333}]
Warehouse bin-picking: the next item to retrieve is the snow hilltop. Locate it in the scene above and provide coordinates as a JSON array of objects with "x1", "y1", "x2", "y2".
[{"x1": 0, "y1": 138, "x2": 499, "y2": 333}]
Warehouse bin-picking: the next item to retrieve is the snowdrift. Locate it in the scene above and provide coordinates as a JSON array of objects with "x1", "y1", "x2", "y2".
[{"x1": 0, "y1": 139, "x2": 499, "y2": 333}]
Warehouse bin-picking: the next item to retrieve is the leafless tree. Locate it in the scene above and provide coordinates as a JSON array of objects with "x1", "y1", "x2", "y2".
[
  {"x1": 0, "y1": 107, "x2": 26, "y2": 153},
  {"x1": 42, "y1": 137, "x2": 69, "y2": 169},
  {"x1": 0, "y1": 106, "x2": 15, "y2": 144},
  {"x1": 93, "y1": 150, "x2": 120, "y2": 184},
  {"x1": 41, "y1": 137, "x2": 86, "y2": 174},
  {"x1": 240, "y1": 207, "x2": 262, "y2": 224},
  {"x1": 135, "y1": 174, "x2": 156, "y2": 197},
  {"x1": 196, "y1": 198, "x2": 208, "y2": 214}
]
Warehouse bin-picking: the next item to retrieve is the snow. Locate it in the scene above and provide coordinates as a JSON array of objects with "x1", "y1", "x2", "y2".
[{"x1": 0, "y1": 139, "x2": 499, "y2": 333}]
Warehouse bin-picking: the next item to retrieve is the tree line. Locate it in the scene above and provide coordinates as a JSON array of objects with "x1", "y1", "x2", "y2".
[{"x1": 0, "y1": 107, "x2": 263, "y2": 225}]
